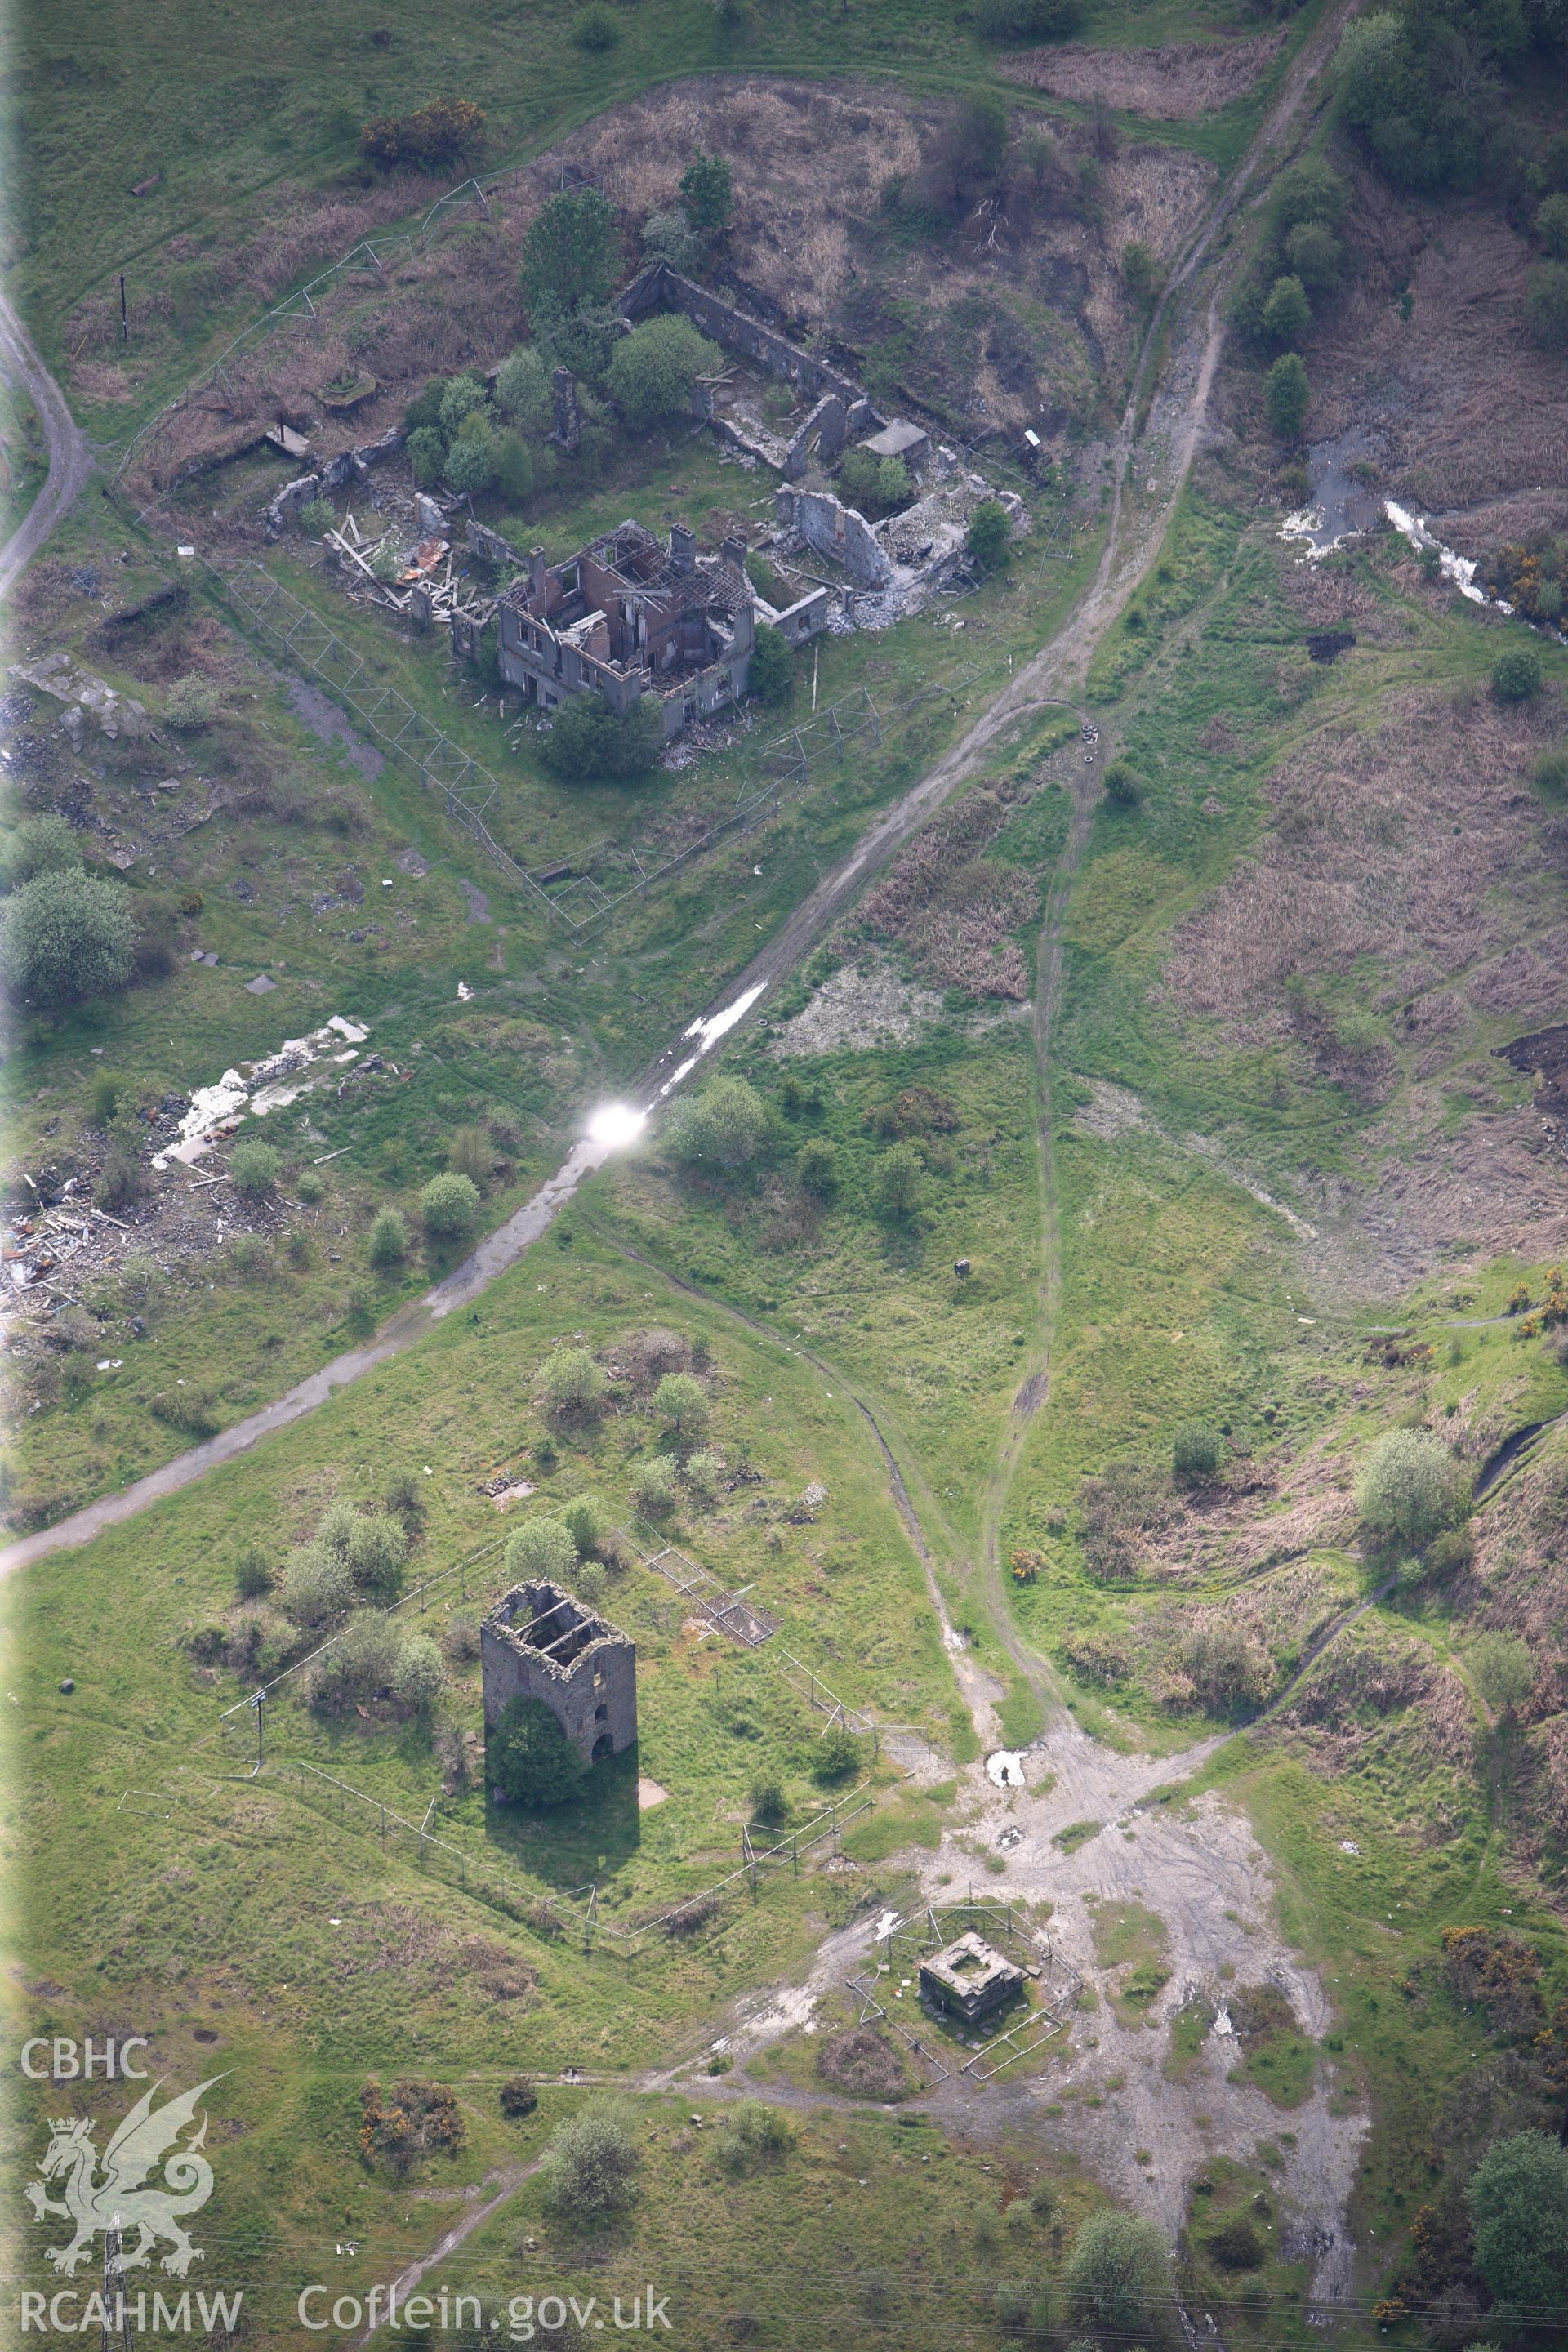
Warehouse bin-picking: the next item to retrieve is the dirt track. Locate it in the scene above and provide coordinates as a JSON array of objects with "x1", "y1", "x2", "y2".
[
  {"x1": 5, "y1": 6, "x2": 1377, "y2": 2325},
  {"x1": 0, "y1": 292, "x2": 94, "y2": 603}
]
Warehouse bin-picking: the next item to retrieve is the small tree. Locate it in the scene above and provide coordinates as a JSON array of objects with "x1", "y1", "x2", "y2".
[
  {"x1": 538, "y1": 2100, "x2": 641, "y2": 2218},
  {"x1": 1468, "y1": 2132, "x2": 1568, "y2": 2315},
  {"x1": 665, "y1": 1076, "x2": 769, "y2": 1172},
  {"x1": 1172, "y1": 1423, "x2": 1220, "y2": 1484},
  {"x1": 684, "y1": 1448, "x2": 724, "y2": 1499},
  {"x1": 539, "y1": 694, "x2": 664, "y2": 783},
  {"x1": 492, "y1": 430, "x2": 535, "y2": 506},
  {"x1": 310, "y1": 1615, "x2": 403, "y2": 1713},
  {"x1": 1264, "y1": 352, "x2": 1310, "y2": 441},
  {"x1": 875, "y1": 1143, "x2": 924, "y2": 1221},
  {"x1": 280, "y1": 1540, "x2": 354, "y2": 1628},
  {"x1": 541, "y1": 1346, "x2": 605, "y2": 1416},
  {"x1": 522, "y1": 188, "x2": 619, "y2": 314},
  {"x1": 1102, "y1": 757, "x2": 1143, "y2": 808},
  {"x1": 420, "y1": 1173, "x2": 480, "y2": 1237},
  {"x1": 966, "y1": 498, "x2": 1013, "y2": 573},
  {"x1": 360, "y1": 98, "x2": 484, "y2": 173},
  {"x1": 1261, "y1": 274, "x2": 1312, "y2": 348},
  {"x1": 1492, "y1": 645, "x2": 1542, "y2": 705},
  {"x1": 297, "y1": 498, "x2": 336, "y2": 537},
  {"x1": 1, "y1": 871, "x2": 136, "y2": 1008},
  {"x1": 653, "y1": 1371, "x2": 710, "y2": 1439},
  {"x1": 346, "y1": 1512, "x2": 408, "y2": 1599},
  {"x1": 368, "y1": 1209, "x2": 409, "y2": 1270},
  {"x1": 499, "y1": 2075, "x2": 538, "y2": 2120},
  {"x1": 1269, "y1": 158, "x2": 1348, "y2": 236},
  {"x1": 572, "y1": 4, "x2": 620, "y2": 48},
  {"x1": 813, "y1": 1724, "x2": 863, "y2": 1782},
  {"x1": 506, "y1": 1516, "x2": 578, "y2": 1584},
  {"x1": 605, "y1": 315, "x2": 722, "y2": 425},
  {"x1": 747, "y1": 623, "x2": 794, "y2": 705},
  {"x1": 561, "y1": 1494, "x2": 605, "y2": 1557},
  {"x1": 445, "y1": 433, "x2": 498, "y2": 497},
  {"x1": 1285, "y1": 221, "x2": 1343, "y2": 295},
  {"x1": 394, "y1": 1634, "x2": 445, "y2": 1715},
  {"x1": 642, "y1": 207, "x2": 702, "y2": 273},
  {"x1": 973, "y1": 0, "x2": 1085, "y2": 36},
  {"x1": 840, "y1": 448, "x2": 911, "y2": 514},
  {"x1": 1470, "y1": 1631, "x2": 1535, "y2": 1718},
  {"x1": 494, "y1": 348, "x2": 554, "y2": 438},
  {"x1": 1526, "y1": 261, "x2": 1568, "y2": 350},
  {"x1": 1539, "y1": 194, "x2": 1568, "y2": 259},
  {"x1": 236, "y1": 1546, "x2": 274, "y2": 1601},
  {"x1": 1121, "y1": 241, "x2": 1160, "y2": 306},
  {"x1": 715, "y1": 2101, "x2": 793, "y2": 2174},
  {"x1": 1355, "y1": 1429, "x2": 1468, "y2": 1547},
  {"x1": 679, "y1": 149, "x2": 733, "y2": 235},
  {"x1": 448, "y1": 1125, "x2": 495, "y2": 1192},
  {"x1": 407, "y1": 426, "x2": 445, "y2": 487},
  {"x1": 229, "y1": 1141, "x2": 282, "y2": 1200},
  {"x1": 1064, "y1": 2212, "x2": 1174, "y2": 2345},
  {"x1": 491, "y1": 1693, "x2": 586, "y2": 1806},
  {"x1": 630, "y1": 1454, "x2": 679, "y2": 1516},
  {"x1": 796, "y1": 1137, "x2": 838, "y2": 1198},
  {"x1": 2, "y1": 813, "x2": 80, "y2": 888}
]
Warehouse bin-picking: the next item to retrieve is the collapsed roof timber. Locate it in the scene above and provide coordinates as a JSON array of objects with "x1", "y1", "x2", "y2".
[{"x1": 495, "y1": 519, "x2": 825, "y2": 741}]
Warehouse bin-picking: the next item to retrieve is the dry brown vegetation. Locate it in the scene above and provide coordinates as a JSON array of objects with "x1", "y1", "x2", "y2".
[
  {"x1": 858, "y1": 786, "x2": 1038, "y2": 998},
  {"x1": 1311, "y1": 188, "x2": 1568, "y2": 531},
  {"x1": 1163, "y1": 685, "x2": 1568, "y2": 1291},
  {"x1": 815, "y1": 2024, "x2": 908, "y2": 2099},
  {"x1": 124, "y1": 73, "x2": 1213, "y2": 493},
  {"x1": 1268, "y1": 1619, "x2": 1476, "y2": 1772},
  {"x1": 1000, "y1": 31, "x2": 1284, "y2": 118},
  {"x1": 570, "y1": 79, "x2": 1210, "y2": 439},
  {"x1": 1166, "y1": 689, "x2": 1563, "y2": 1042}
]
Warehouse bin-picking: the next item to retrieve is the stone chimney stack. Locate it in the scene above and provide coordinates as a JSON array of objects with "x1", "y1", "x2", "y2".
[{"x1": 669, "y1": 523, "x2": 697, "y2": 576}]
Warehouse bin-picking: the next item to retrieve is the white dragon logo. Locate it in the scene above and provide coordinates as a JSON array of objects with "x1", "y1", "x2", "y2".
[{"x1": 26, "y1": 2077, "x2": 223, "y2": 2278}]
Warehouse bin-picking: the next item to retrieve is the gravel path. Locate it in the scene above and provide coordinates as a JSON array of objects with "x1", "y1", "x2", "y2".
[{"x1": 0, "y1": 291, "x2": 93, "y2": 601}]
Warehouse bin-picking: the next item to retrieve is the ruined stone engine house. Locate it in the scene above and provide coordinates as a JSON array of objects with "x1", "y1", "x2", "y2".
[{"x1": 481, "y1": 1579, "x2": 637, "y2": 1767}]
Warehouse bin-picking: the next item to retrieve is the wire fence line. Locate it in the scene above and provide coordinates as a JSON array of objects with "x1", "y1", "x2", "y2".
[
  {"x1": 107, "y1": 162, "x2": 541, "y2": 489},
  {"x1": 280, "y1": 1753, "x2": 875, "y2": 1961},
  {"x1": 206, "y1": 554, "x2": 987, "y2": 935}
]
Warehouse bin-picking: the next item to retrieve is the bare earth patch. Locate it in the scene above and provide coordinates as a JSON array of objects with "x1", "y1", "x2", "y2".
[
  {"x1": 1000, "y1": 32, "x2": 1285, "y2": 119},
  {"x1": 768, "y1": 953, "x2": 945, "y2": 1058}
]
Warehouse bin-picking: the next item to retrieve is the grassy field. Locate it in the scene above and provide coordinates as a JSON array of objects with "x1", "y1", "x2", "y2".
[{"x1": 2, "y1": 438, "x2": 1102, "y2": 1531}]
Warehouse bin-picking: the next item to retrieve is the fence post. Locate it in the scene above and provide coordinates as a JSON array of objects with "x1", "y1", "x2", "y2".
[{"x1": 791, "y1": 1830, "x2": 799, "y2": 1877}]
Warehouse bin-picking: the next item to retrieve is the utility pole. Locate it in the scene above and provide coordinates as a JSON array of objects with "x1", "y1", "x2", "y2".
[
  {"x1": 102, "y1": 2217, "x2": 134, "y2": 2350},
  {"x1": 119, "y1": 276, "x2": 128, "y2": 344}
]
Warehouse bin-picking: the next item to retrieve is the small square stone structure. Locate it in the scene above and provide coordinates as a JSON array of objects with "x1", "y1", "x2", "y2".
[
  {"x1": 481, "y1": 1579, "x2": 637, "y2": 1766},
  {"x1": 859, "y1": 420, "x2": 930, "y2": 468},
  {"x1": 919, "y1": 1931, "x2": 1024, "y2": 2025}
]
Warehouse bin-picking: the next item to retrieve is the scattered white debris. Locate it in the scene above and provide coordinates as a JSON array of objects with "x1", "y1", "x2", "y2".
[
  {"x1": 457, "y1": 981, "x2": 474, "y2": 1001},
  {"x1": 154, "y1": 1018, "x2": 371, "y2": 1165},
  {"x1": 1339, "y1": 1839, "x2": 1361, "y2": 1856},
  {"x1": 986, "y1": 1749, "x2": 1027, "y2": 1788},
  {"x1": 1383, "y1": 501, "x2": 1494, "y2": 606},
  {"x1": 1211, "y1": 2007, "x2": 1235, "y2": 2038}
]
